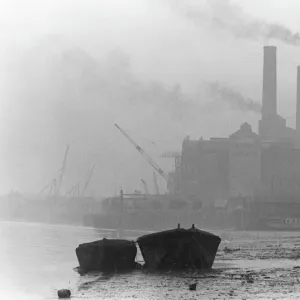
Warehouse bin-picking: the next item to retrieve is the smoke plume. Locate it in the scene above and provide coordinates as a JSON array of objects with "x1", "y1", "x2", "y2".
[
  {"x1": 2, "y1": 32, "x2": 263, "y2": 195},
  {"x1": 205, "y1": 81, "x2": 261, "y2": 114},
  {"x1": 167, "y1": 0, "x2": 300, "y2": 46},
  {"x1": 3, "y1": 37, "x2": 208, "y2": 194}
]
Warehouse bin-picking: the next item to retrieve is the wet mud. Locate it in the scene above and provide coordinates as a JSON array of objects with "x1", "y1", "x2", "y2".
[{"x1": 71, "y1": 231, "x2": 300, "y2": 299}]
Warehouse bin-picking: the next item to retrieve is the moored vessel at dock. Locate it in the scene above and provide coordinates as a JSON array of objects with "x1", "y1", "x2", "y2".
[{"x1": 82, "y1": 190, "x2": 203, "y2": 231}]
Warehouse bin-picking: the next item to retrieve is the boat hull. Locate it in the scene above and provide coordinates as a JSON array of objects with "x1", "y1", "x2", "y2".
[
  {"x1": 136, "y1": 226, "x2": 221, "y2": 270},
  {"x1": 75, "y1": 238, "x2": 137, "y2": 273}
]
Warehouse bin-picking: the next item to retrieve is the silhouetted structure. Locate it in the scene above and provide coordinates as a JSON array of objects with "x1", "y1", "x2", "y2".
[
  {"x1": 137, "y1": 224, "x2": 221, "y2": 269},
  {"x1": 178, "y1": 46, "x2": 300, "y2": 230}
]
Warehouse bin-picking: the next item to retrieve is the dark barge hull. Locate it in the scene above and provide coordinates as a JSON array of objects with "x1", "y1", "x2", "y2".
[
  {"x1": 136, "y1": 225, "x2": 221, "y2": 270},
  {"x1": 75, "y1": 238, "x2": 137, "y2": 273}
]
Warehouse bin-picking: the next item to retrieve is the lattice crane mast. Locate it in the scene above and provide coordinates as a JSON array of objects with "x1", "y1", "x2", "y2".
[
  {"x1": 141, "y1": 179, "x2": 149, "y2": 195},
  {"x1": 153, "y1": 171, "x2": 160, "y2": 195},
  {"x1": 114, "y1": 124, "x2": 168, "y2": 181},
  {"x1": 81, "y1": 164, "x2": 96, "y2": 197},
  {"x1": 56, "y1": 145, "x2": 69, "y2": 197}
]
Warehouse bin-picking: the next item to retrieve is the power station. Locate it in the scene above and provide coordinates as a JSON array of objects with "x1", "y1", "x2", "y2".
[
  {"x1": 175, "y1": 46, "x2": 300, "y2": 229},
  {"x1": 3, "y1": 45, "x2": 300, "y2": 231}
]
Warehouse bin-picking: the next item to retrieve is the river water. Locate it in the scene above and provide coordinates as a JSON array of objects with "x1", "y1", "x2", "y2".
[{"x1": 2, "y1": 221, "x2": 300, "y2": 299}]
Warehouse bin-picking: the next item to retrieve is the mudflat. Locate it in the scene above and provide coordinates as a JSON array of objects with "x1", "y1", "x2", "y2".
[{"x1": 75, "y1": 230, "x2": 300, "y2": 299}]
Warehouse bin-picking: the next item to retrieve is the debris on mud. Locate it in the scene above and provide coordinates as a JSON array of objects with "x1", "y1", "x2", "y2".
[
  {"x1": 57, "y1": 289, "x2": 71, "y2": 298},
  {"x1": 224, "y1": 247, "x2": 241, "y2": 253},
  {"x1": 188, "y1": 283, "x2": 197, "y2": 290}
]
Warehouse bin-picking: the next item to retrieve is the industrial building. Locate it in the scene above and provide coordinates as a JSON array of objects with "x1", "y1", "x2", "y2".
[{"x1": 179, "y1": 46, "x2": 300, "y2": 208}]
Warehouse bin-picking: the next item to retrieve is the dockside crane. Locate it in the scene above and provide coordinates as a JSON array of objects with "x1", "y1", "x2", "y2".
[
  {"x1": 56, "y1": 145, "x2": 69, "y2": 197},
  {"x1": 49, "y1": 178, "x2": 57, "y2": 196},
  {"x1": 81, "y1": 164, "x2": 96, "y2": 197},
  {"x1": 141, "y1": 179, "x2": 149, "y2": 195},
  {"x1": 37, "y1": 178, "x2": 57, "y2": 197},
  {"x1": 37, "y1": 145, "x2": 70, "y2": 198},
  {"x1": 114, "y1": 123, "x2": 168, "y2": 181},
  {"x1": 160, "y1": 151, "x2": 181, "y2": 169},
  {"x1": 66, "y1": 182, "x2": 80, "y2": 197},
  {"x1": 153, "y1": 171, "x2": 160, "y2": 195}
]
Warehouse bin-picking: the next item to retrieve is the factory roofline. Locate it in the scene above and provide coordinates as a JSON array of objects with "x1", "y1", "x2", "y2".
[{"x1": 184, "y1": 123, "x2": 258, "y2": 143}]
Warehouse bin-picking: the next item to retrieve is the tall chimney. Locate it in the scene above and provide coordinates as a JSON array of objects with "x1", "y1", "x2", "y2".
[
  {"x1": 262, "y1": 46, "x2": 277, "y2": 117},
  {"x1": 296, "y1": 66, "x2": 300, "y2": 133}
]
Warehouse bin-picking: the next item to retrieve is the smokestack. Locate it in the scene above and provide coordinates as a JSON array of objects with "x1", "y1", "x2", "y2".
[
  {"x1": 296, "y1": 66, "x2": 300, "y2": 133},
  {"x1": 262, "y1": 46, "x2": 277, "y2": 117}
]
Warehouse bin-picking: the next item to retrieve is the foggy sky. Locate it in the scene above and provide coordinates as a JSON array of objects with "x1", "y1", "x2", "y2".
[
  {"x1": 1, "y1": 0, "x2": 300, "y2": 196},
  {"x1": 167, "y1": 0, "x2": 300, "y2": 45}
]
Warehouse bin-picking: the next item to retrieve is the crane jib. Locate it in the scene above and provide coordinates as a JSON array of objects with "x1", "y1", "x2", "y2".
[
  {"x1": 158, "y1": 169, "x2": 164, "y2": 175},
  {"x1": 115, "y1": 124, "x2": 168, "y2": 182}
]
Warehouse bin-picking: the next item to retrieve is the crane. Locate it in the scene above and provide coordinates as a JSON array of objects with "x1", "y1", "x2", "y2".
[
  {"x1": 153, "y1": 171, "x2": 160, "y2": 195},
  {"x1": 56, "y1": 145, "x2": 69, "y2": 197},
  {"x1": 49, "y1": 178, "x2": 57, "y2": 196},
  {"x1": 160, "y1": 151, "x2": 181, "y2": 167},
  {"x1": 66, "y1": 183, "x2": 80, "y2": 197},
  {"x1": 37, "y1": 178, "x2": 57, "y2": 197},
  {"x1": 114, "y1": 123, "x2": 168, "y2": 181},
  {"x1": 161, "y1": 151, "x2": 181, "y2": 170},
  {"x1": 81, "y1": 164, "x2": 96, "y2": 197},
  {"x1": 37, "y1": 145, "x2": 69, "y2": 198},
  {"x1": 160, "y1": 151, "x2": 181, "y2": 158},
  {"x1": 141, "y1": 179, "x2": 149, "y2": 195}
]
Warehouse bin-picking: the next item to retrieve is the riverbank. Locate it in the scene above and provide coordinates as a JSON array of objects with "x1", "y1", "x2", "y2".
[
  {"x1": 74, "y1": 231, "x2": 300, "y2": 299},
  {"x1": 1, "y1": 221, "x2": 300, "y2": 299}
]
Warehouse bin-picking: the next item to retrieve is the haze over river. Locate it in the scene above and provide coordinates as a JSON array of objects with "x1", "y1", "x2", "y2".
[{"x1": 2, "y1": 221, "x2": 300, "y2": 299}]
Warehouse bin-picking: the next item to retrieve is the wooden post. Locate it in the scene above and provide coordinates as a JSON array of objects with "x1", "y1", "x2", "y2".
[{"x1": 117, "y1": 188, "x2": 124, "y2": 238}]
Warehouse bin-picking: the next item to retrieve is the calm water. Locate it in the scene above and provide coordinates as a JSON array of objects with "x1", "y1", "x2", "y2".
[
  {"x1": 1, "y1": 221, "x2": 300, "y2": 300},
  {"x1": 0, "y1": 221, "x2": 107, "y2": 299}
]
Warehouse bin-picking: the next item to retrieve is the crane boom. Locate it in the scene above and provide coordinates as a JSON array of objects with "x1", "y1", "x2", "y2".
[
  {"x1": 153, "y1": 171, "x2": 160, "y2": 195},
  {"x1": 81, "y1": 164, "x2": 96, "y2": 197},
  {"x1": 114, "y1": 124, "x2": 168, "y2": 181},
  {"x1": 49, "y1": 178, "x2": 57, "y2": 196},
  {"x1": 67, "y1": 182, "x2": 80, "y2": 197},
  {"x1": 141, "y1": 179, "x2": 149, "y2": 195},
  {"x1": 56, "y1": 145, "x2": 69, "y2": 197}
]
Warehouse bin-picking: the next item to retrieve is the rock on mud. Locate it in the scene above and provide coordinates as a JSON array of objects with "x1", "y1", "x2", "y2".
[
  {"x1": 75, "y1": 238, "x2": 137, "y2": 273},
  {"x1": 57, "y1": 289, "x2": 71, "y2": 298},
  {"x1": 189, "y1": 283, "x2": 197, "y2": 291}
]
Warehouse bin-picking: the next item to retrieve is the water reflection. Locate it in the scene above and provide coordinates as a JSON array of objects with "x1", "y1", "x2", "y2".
[
  {"x1": 1, "y1": 221, "x2": 300, "y2": 299},
  {"x1": 0, "y1": 221, "x2": 102, "y2": 299}
]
